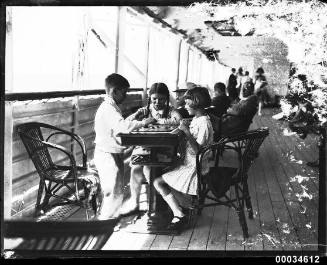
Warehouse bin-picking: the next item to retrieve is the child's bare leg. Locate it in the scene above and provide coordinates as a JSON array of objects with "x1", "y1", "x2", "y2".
[
  {"x1": 120, "y1": 165, "x2": 143, "y2": 214},
  {"x1": 143, "y1": 166, "x2": 150, "y2": 183},
  {"x1": 153, "y1": 177, "x2": 184, "y2": 222},
  {"x1": 258, "y1": 101, "x2": 262, "y2": 116}
]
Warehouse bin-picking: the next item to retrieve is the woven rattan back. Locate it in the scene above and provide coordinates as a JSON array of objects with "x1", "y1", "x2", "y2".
[{"x1": 17, "y1": 123, "x2": 54, "y2": 177}]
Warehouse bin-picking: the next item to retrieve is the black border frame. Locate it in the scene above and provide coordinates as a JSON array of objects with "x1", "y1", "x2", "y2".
[{"x1": 1, "y1": 0, "x2": 326, "y2": 260}]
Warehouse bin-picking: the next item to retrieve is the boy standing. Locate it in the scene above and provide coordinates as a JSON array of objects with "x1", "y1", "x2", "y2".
[{"x1": 94, "y1": 73, "x2": 155, "y2": 219}]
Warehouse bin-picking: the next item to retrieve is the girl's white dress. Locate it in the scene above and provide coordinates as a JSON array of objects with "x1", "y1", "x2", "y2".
[{"x1": 162, "y1": 115, "x2": 214, "y2": 195}]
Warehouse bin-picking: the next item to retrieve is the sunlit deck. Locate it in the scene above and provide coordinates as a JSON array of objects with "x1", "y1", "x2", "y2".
[{"x1": 64, "y1": 107, "x2": 319, "y2": 251}]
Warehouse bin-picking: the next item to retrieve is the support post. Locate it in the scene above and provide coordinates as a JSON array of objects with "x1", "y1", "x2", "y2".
[
  {"x1": 4, "y1": 103, "x2": 13, "y2": 219},
  {"x1": 318, "y1": 126, "x2": 326, "y2": 255},
  {"x1": 116, "y1": 7, "x2": 126, "y2": 74},
  {"x1": 185, "y1": 46, "x2": 190, "y2": 83},
  {"x1": 114, "y1": 6, "x2": 121, "y2": 73},
  {"x1": 175, "y1": 39, "x2": 182, "y2": 90},
  {"x1": 4, "y1": 6, "x2": 13, "y2": 219},
  {"x1": 143, "y1": 21, "x2": 150, "y2": 103}
]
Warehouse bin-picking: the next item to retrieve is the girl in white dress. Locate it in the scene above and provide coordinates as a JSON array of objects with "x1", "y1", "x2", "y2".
[{"x1": 153, "y1": 86, "x2": 214, "y2": 230}]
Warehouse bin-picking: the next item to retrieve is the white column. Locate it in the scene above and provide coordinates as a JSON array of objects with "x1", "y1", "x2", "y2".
[
  {"x1": 175, "y1": 39, "x2": 182, "y2": 90},
  {"x1": 4, "y1": 7, "x2": 13, "y2": 219},
  {"x1": 185, "y1": 46, "x2": 190, "y2": 82},
  {"x1": 116, "y1": 7, "x2": 126, "y2": 74},
  {"x1": 143, "y1": 21, "x2": 150, "y2": 102}
]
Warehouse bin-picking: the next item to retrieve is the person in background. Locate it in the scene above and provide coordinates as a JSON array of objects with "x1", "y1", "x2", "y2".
[
  {"x1": 240, "y1": 71, "x2": 254, "y2": 99},
  {"x1": 174, "y1": 82, "x2": 197, "y2": 119},
  {"x1": 211, "y1": 82, "x2": 231, "y2": 117},
  {"x1": 254, "y1": 67, "x2": 268, "y2": 116},
  {"x1": 226, "y1": 68, "x2": 239, "y2": 104},
  {"x1": 220, "y1": 85, "x2": 259, "y2": 136},
  {"x1": 236, "y1": 67, "x2": 244, "y2": 98},
  {"x1": 93, "y1": 73, "x2": 156, "y2": 219},
  {"x1": 153, "y1": 86, "x2": 214, "y2": 231},
  {"x1": 120, "y1": 83, "x2": 182, "y2": 215}
]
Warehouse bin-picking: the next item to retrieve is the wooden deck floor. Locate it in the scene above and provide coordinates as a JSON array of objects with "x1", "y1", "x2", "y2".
[{"x1": 70, "y1": 107, "x2": 319, "y2": 251}]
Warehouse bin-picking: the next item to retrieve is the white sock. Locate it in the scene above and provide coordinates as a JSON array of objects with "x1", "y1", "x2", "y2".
[{"x1": 162, "y1": 193, "x2": 184, "y2": 220}]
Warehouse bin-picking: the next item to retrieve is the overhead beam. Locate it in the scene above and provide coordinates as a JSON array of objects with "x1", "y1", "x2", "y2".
[{"x1": 134, "y1": 6, "x2": 210, "y2": 60}]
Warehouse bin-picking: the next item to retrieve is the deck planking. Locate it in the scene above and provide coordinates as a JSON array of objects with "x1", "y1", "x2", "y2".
[{"x1": 62, "y1": 107, "x2": 319, "y2": 251}]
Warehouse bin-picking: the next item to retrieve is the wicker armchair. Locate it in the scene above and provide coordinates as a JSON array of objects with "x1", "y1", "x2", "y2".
[
  {"x1": 196, "y1": 127, "x2": 269, "y2": 238},
  {"x1": 17, "y1": 122, "x2": 102, "y2": 218}
]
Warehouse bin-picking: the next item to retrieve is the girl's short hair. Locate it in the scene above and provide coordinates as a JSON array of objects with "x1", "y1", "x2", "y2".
[
  {"x1": 184, "y1": 86, "x2": 211, "y2": 109},
  {"x1": 186, "y1": 82, "x2": 197, "y2": 90}
]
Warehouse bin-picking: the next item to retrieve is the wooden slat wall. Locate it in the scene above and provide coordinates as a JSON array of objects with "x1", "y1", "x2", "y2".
[{"x1": 11, "y1": 93, "x2": 143, "y2": 218}]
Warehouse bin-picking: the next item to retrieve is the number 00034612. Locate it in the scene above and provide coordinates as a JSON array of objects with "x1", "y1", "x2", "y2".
[{"x1": 275, "y1": 256, "x2": 320, "y2": 263}]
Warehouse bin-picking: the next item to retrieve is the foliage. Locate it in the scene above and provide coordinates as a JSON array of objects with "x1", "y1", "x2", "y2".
[{"x1": 185, "y1": 0, "x2": 327, "y2": 125}]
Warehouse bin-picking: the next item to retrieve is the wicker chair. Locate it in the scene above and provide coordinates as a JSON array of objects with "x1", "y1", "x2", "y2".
[
  {"x1": 17, "y1": 122, "x2": 102, "y2": 218},
  {"x1": 195, "y1": 127, "x2": 269, "y2": 238}
]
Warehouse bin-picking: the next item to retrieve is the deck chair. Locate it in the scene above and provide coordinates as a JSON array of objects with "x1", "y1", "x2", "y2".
[
  {"x1": 3, "y1": 219, "x2": 118, "y2": 251},
  {"x1": 195, "y1": 127, "x2": 269, "y2": 238},
  {"x1": 17, "y1": 122, "x2": 102, "y2": 218}
]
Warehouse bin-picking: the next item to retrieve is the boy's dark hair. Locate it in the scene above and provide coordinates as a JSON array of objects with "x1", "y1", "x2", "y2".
[
  {"x1": 214, "y1": 82, "x2": 226, "y2": 93},
  {"x1": 231, "y1": 68, "x2": 236, "y2": 72},
  {"x1": 245, "y1": 71, "x2": 249, "y2": 76},
  {"x1": 146, "y1": 82, "x2": 170, "y2": 118},
  {"x1": 184, "y1": 86, "x2": 211, "y2": 109},
  {"x1": 105, "y1": 73, "x2": 130, "y2": 91}
]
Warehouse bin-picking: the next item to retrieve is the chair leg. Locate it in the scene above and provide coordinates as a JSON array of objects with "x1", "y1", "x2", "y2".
[
  {"x1": 236, "y1": 207, "x2": 249, "y2": 239},
  {"x1": 243, "y1": 181, "x2": 254, "y2": 219},
  {"x1": 41, "y1": 182, "x2": 52, "y2": 212},
  {"x1": 234, "y1": 185, "x2": 249, "y2": 239},
  {"x1": 34, "y1": 180, "x2": 45, "y2": 217},
  {"x1": 197, "y1": 190, "x2": 207, "y2": 216}
]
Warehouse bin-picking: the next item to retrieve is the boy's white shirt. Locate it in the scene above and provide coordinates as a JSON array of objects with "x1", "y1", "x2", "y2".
[{"x1": 94, "y1": 95, "x2": 146, "y2": 153}]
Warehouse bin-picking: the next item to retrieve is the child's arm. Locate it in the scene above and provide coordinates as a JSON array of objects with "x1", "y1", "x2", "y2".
[
  {"x1": 126, "y1": 107, "x2": 147, "y2": 121},
  {"x1": 179, "y1": 119, "x2": 212, "y2": 154},
  {"x1": 179, "y1": 121, "x2": 200, "y2": 153},
  {"x1": 114, "y1": 112, "x2": 156, "y2": 134},
  {"x1": 156, "y1": 109, "x2": 182, "y2": 125}
]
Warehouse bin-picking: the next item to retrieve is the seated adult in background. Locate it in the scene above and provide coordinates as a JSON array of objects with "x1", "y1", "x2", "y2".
[
  {"x1": 220, "y1": 87, "x2": 258, "y2": 136},
  {"x1": 173, "y1": 82, "x2": 197, "y2": 118},
  {"x1": 239, "y1": 71, "x2": 254, "y2": 99},
  {"x1": 210, "y1": 82, "x2": 231, "y2": 117}
]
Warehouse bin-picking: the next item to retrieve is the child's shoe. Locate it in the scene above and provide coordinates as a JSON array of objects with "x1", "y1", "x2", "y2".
[{"x1": 167, "y1": 215, "x2": 188, "y2": 231}]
